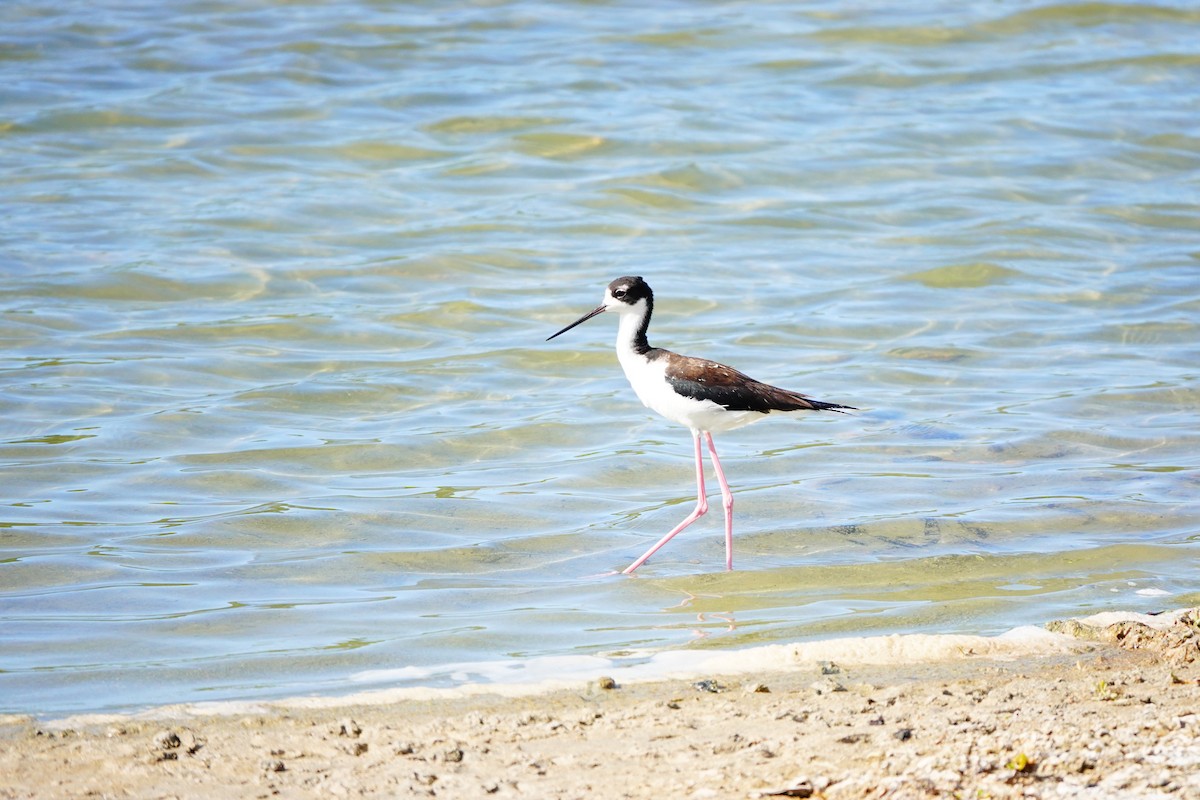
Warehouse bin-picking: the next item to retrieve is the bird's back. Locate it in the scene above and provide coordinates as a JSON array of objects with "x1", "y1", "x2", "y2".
[{"x1": 618, "y1": 346, "x2": 849, "y2": 433}]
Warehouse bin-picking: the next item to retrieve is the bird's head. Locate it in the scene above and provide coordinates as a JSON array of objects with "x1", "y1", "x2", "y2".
[{"x1": 546, "y1": 276, "x2": 653, "y2": 340}]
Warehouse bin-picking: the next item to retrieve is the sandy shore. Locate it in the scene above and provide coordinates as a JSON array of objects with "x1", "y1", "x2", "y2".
[{"x1": 2, "y1": 609, "x2": 1197, "y2": 799}]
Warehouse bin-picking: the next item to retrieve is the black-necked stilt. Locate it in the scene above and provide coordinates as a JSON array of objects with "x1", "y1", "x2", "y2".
[{"x1": 547, "y1": 276, "x2": 855, "y2": 574}]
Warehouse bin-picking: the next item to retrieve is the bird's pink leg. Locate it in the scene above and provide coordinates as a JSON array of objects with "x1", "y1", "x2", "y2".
[
  {"x1": 703, "y1": 432, "x2": 735, "y2": 571},
  {"x1": 623, "y1": 431, "x2": 708, "y2": 574}
]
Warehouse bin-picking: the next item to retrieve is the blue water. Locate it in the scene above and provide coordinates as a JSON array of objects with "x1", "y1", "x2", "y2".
[{"x1": 2, "y1": 0, "x2": 1199, "y2": 716}]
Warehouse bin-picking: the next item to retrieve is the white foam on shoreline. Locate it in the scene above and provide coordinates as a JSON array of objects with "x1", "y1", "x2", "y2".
[
  {"x1": 34, "y1": 608, "x2": 1193, "y2": 729},
  {"x1": 1075, "y1": 609, "x2": 1179, "y2": 628},
  {"x1": 31, "y1": 620, "x2": 1111, "y2": 730}
]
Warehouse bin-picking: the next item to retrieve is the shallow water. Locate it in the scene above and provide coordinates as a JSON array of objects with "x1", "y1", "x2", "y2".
[{"x1": 2, "y1": 0, "x2": 1199, "y2": 715}]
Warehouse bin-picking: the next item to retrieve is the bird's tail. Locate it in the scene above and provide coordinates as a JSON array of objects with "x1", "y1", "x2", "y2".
[
  {"x1": 776, "y1": 391, "x2": 856, "y2": 413},
  {"x1": 807, "y1": 398, "x2": 856, "y2": 413}
]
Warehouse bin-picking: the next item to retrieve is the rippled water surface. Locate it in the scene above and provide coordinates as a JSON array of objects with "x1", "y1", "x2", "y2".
[{"x1": 3, "y1": 0, "x2": 1199, "y2": 715}]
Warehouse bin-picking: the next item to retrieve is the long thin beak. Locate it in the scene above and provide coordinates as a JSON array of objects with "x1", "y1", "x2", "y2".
[{"x1": 546, "y1": 305, "x2": 606, "y2": 341}]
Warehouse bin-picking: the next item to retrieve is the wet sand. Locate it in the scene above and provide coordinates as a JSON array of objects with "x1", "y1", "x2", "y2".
[{"x1": 2, "y1": 609, "x2": 1197, "y2": 799}]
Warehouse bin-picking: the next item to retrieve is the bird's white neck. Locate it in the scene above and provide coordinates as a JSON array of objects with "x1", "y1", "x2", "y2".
[{"x1": 614, "y1": 299, "x2": 652, "y2": 360}]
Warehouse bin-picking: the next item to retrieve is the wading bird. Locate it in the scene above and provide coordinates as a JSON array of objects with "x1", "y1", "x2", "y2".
[{"x1": 547, "y1": 276, "x2": 854, "y2": 573}]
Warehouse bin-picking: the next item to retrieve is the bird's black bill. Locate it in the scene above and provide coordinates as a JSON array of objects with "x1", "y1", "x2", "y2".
[{"x1": 546, "y1": 305, "x2": 606, "y2": 341}]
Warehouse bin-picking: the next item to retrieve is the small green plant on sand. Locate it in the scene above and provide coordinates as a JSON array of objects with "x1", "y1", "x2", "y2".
[{"x1": 1006, "y1": 752, "x2": 1033, "y2": 773}]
